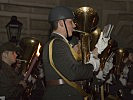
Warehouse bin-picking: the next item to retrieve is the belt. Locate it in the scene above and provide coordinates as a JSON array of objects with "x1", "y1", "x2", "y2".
[
  {"x1": 46, "y1": 79, "x2": 87, "y2": 87},
  {"x1": 46, "y1": 79, "x2": 66, "y2": 86}
]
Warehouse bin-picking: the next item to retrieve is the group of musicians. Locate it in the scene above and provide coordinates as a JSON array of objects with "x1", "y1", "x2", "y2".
[{"x1": 0, "y1": 6, "x2": 132, "y2": 100}]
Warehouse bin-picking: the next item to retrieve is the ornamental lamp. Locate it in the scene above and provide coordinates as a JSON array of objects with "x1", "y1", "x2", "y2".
[{"x1": 6, "y1": 16, "x2": 23, "y2": 43}]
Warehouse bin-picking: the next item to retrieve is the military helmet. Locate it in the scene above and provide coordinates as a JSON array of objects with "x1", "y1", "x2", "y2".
[
  {"x1": 48, "y1": 6, "x2": 74, "y2": 22},
  {"x1": 0, "y1": 42, "x2": 20, "y2": 54}
]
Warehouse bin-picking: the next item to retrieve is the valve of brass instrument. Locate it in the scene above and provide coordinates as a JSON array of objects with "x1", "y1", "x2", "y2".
[{"x1": 80, "y1": 33, "x2": 91, "y2": 64}]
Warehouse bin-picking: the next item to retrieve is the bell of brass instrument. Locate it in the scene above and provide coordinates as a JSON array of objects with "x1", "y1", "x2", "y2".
[{"x1": 74, "y1": 7, "x2": 99, "y2": 64}]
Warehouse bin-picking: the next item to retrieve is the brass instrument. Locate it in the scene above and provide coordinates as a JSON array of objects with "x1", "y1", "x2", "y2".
[
  {"x1": 19, "y1": 37, "x2": 41, "y2": 74},
  {"x1": 90, "y1": 27, "x2": 101, "y2": 51},
  {"x1": 99, "y1": 39, "x2": 117, "y2": 70},
  {"x1": 18, "y1": 37, "x2": 42, "y2": 99},
  {"x1": 74, "y1": 7, "x2": 99, "y2": 64},
  {"x1": 114, "y1": 48, "x2": 128, "y2": 77}
]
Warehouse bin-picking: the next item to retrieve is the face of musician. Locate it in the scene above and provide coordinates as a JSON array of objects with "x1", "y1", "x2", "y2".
[
  {"x1": 2, "y1": 51, "x2": 17, "y2": 65},
  {"x1": 57, "y1": 19, "x2": 76, "y2": 37},
  {"x1": 65, "y1": 19, "x2": 76, "y2": 37},
  {"x1": 0, "y1": 42, "x2": 19, "y2": 65},
  {"x1": 128, "y1": 53, "x2": 133, "y2": 62}
]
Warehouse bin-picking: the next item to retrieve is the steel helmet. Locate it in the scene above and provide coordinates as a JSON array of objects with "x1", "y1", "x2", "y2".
[
  {"x1": 48, "y1": 6, "x2": 74, "y2": 22},
  {"x1": 0, "y1": 42, "x2": 20, "y2": 56}
]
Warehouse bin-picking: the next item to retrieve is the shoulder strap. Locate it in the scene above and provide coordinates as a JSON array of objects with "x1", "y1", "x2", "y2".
[{"x1": 49, "y1": 39, "x2": 91, "y2": 100}]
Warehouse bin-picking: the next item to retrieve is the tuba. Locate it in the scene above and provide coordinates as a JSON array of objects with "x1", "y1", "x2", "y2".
[{"x1": 74, "y1": 7, "x2": 99, "y2": 64}]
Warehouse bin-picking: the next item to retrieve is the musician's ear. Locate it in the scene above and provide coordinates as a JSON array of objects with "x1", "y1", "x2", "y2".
[
  {"x1": 58, "y1": 20, "x2": 64, "y2": 27},
  {"x1": 1, "y1": 51, "x2": 9, "y2": 61},
  {"x1": 2, "y1": 51, "x2": 8, "y2": 58}
]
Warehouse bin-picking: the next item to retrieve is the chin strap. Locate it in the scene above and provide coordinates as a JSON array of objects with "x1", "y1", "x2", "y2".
[{"x1": 63, "y1": 20, "x2": 69, "y2": 39}]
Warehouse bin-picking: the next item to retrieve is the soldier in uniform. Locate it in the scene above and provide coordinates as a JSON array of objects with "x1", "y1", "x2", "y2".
[
  {"x1": 42, "y1": 6, "x2": 110, "y2": 100},
  {"x1": 0, "y1": 42, "x2": 27, "y2": 100}
]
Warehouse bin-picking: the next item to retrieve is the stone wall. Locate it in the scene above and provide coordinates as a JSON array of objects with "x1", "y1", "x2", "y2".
[
  {"x1": 0, "y1": 0, "x2": 133, "y2": 48},
  {"x1": 0, "y1": 0, "x2": 56, "y2": 44}
]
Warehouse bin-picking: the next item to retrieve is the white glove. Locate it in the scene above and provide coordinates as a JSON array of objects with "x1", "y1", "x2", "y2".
[
  {"x1": 119, "y1": 75, "x2": 127, "y2": 86},
  {"x1": 96, "y1": 70, "x2": 105, "y2": 80},
  {"x1": 23, "y1": 73, "x2": 36, "y2": 83},
  {"x1": 95, "y1": 32, "x2": 110, "y2": 54},
  {"x1": 106, "y1": 74, "x2": 113, "y2": 84},
  {"x1": 103, "y1": 58, "x2": 113, "y2": 75},
  {"x1": 38, "y1": 67, "x2": 44, "y2": 78},
  {"x1": 88, "y1": 53, "x2": 100, "y2": 71},
  {"x1": 28, "y1": 75, "x2": 36, "y2": 83}
]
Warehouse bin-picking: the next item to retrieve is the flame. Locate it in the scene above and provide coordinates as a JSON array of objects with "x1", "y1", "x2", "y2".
[{"x1": 36, "y1": 43, "x2": 41, "y2": 57}]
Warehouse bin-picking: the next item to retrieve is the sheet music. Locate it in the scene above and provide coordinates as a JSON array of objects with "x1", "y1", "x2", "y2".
[{"x1": 103, "y1": 24, "x2": 114, "y2": 38}]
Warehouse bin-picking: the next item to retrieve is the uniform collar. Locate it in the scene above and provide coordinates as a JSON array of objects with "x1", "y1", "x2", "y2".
[
  {"x1": 1, "y1": 60, "x2": 12, "y2": 70},
  {"x1": 52, "y1": 32, "x2": 69, "y2": 43}
]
